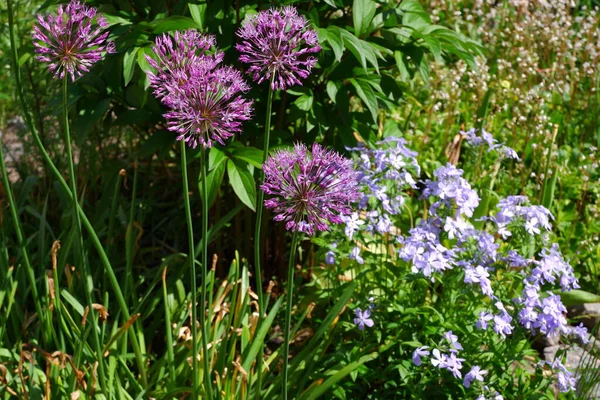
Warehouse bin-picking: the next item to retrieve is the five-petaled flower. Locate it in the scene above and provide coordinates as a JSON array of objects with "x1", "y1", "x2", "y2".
[{"x1": 353, "y1": 308, "x2": 374, "y2": 330}]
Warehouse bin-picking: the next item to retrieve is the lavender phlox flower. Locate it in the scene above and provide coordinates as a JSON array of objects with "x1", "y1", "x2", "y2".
[
  {"x1": 431, "y1": 349, "x2": 448, "y2": 369},
  {"x1": 353, "y1": 308, "x2": 374, "y2": 330},
  {"x1": 444, "y1": 217, "x2": 471, "y2": 239},
  {"x1": 568, "y1": 323, "x2": 590, "y2": 345},
  {"x1": 530, "y1": 244, "x2": 579, "y2": 291},
  {"x1": 493, "y1": 196, "x2": 554, "y2": 237},
  {"x1": 491, "y1": 302, "x2": 514, "y2": 337},
  {"x1": 325, "y1": 244, "x2": 336, "y2": 265},
  {"x1": 399, "y1": 222, "x2": 455, "y2": 279},
  {"x1": 349, "y1": 246, "x2": 364, "y2": 264},
  {"x1": 476, "y1": 311, "x2": 493, "y2": 330},
  {"x1": 550, "y1": 359, "x2": 578, "y2": 392},
  {"x1": 423, "y1": 164, "x2": 480, "y2": 218},
  {"x1": 145, "y1": 30, "x2": 222, "y2": 106},
  {"x1": 33, "y1": 0, "x2": 115, "y2": 81},
  {"x1": 464, "y1": 366, "x2": 488, "y2": 388},
  {"x1": 504, "y1": 250, "x2": 530, "y2": 268},
  {"x1": 461, "y1": 128, "x2": 519, "y2": 160},
  {"x1": 534, "y1": 293, "x2": 569, "y2": 337},
  {"x1": 342, "y1": 212, "x2": 364, "y2": 240},
  {"x1": 162, "y1": 65, "x2": 253, "y2": 148},
  {"x1": 445, "y1": 352, "x2": 466, "y2": 378},
  {"x1": 443, "y1": 330, "x2": 464, "y2": 351},
  {"x1": 261, "y1": 143, "x2": 360, "y2": 235},
  {"x1": 412, "y1": 346, "x2": 430, "y2": 366},
  {"x1": 464, "y1": 265, "x2": 494, "y2": 297},
  {"x1": 236, "y1": 6, "x2": 321, "y2": 90}
]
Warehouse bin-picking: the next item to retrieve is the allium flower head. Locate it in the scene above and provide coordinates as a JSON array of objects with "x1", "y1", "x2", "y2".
[
  {"x1": 236, "y1": 6, "x2": 321, "y2": 90},
  {"x1": 33, "y1": 0, "x2": 115, "y2": 81},
  {"x1": 261, "y1": 143, "x2": 360, "y2": 235},
  {"x1": 146, "y1": 30, "x2": 223, "y2": 106},
  {"x1": 146, "y1": 31, "x2": 253, "y2": 149},
  {"x1": 162, "y1": 65, "x2": 253, "y2": 149}
]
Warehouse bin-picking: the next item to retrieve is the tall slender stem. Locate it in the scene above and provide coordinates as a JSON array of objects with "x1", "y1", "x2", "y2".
[
  {"x1": 62, "y1": 76, "x2": 108, "y2": 396},
  {"x1": 6, "y1": 0, "x2": 147, "y2": 386},
  {"x1": 253, "y1": 79, "x2": 275, "y2": 396},
  {"x1": 199, "y1": 148, "x2": 213, "y2": 399},
  {"x1": 181, "y1": 142, "x2": 199, "y2": 398},
  {"x1": 0, "y1": 120, "x2": 46, "y2": 334},
  {"x1": 282, "y1": 231, "x2": 300, "y2": 400}
]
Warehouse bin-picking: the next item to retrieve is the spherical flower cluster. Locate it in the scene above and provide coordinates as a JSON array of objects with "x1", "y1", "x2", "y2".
[
  {"x1": 33, "y1": 0, "x2": 115, "y2": 81},
  {"x1": 260, "y1": 143, "x2": 360, "y2": 235},
  {"x1": 236, "y1": 6, "x2": 321, "y2": 90},
  {"x1": 145, "y1": 31, "x2": 222, "y2": 106},
  {"x1": 146, "y1": 31, "x2": 253, "y2": 149}
]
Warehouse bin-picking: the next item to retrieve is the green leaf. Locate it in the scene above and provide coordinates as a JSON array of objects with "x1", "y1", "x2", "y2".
[
  {"x1": 325, "y1": 28, "x2": 345, "y2": 62},
  {"x1": 201, "y1": 159, "x2": 226, "y2": 208},
  {"x1": 294, "y1": 94, "x2": 314, "y2": 111},
  {"x1": 298, "y1": 353, "x2": 378, "y2": 400},
  {"x1": 326, "y1": 81, "x2": 340, "y2": 103},
  {"x1": 241, "y1": 297, "x2": 283, "y2": 372},
  {"x1": 349, "y1": 78, "x2": 378, "y2": 122},
  {"x1": 188, "y1": 3, "x2": 207, "y2": 30},
  {"x1": 151, "y1": 16, "x2": 201, "y2": 34},
  {"x1": 227, "y1": 159, "x2": 256, "y2": 211},
  {"x1": 208, "y1": 146, "x2": 227, "y2": 171},
  {"x1": 231, "y1": 146, "x2": 264, "y2": 169},
  {"x1": 123, "y1": 48, "x2": 138, "y2": 87},
  {"x1": 556, "y1": 290, "x2": 600, "y2": 306},
  {"x1": 353, "y1": 0, "x2": 376, "y2": 37},
  {"x1": 394, "y1": 51, "x2": 410, "y2": 80}
]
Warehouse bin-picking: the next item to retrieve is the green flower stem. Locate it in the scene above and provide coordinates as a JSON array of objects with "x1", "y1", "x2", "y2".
[
  {"x1": 6, "y1": 0, "x2": 147, "y2": 386},
  {"x1": 199, "y1": 147, "x2": 214, "y2": 399},
  {"x1": 62, "y1": 76, "x2": 108, "y2": 396},
  {"x1": 162, "y1": 266, "x2": 177, "y2": 386},
  {"x1": 0, "y1": 121, "x2": 46, "y2": 336},
  {"x1": 253, "y1": 77, "x2": 275, "y2": 397},
  {"x1": 282, "y1": 231, "x2": 300, "y2": 400},
  {"x1": 181, "y1": 142, "x2": 200, "y2": 399}
]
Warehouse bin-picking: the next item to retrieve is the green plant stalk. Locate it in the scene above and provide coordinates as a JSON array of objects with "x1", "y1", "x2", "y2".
[
  {"x1": 106, "y1": 170, "x2": 124, "y2": 258},
  {"x1": 282, "y1": 231, "x2": 300, "y2": 400},
  {"x1": 181, "y1": 142, "x2": 200, "y2": 399},
  {"x1": 0, "y1": 127, "x2": 47, "y2": 335},
  {"x1": 162, "y1": 266, "x2": 177, "y2": 386},
  {"x1": 6, "y1": 0, "x2": 147, "y2": 386},
  {"x1": 253, "y1": 78, "x2": 275, "y2": 397},
  {"x1": 199, "y1": 148, "x2": 214, "y2": 399},
  {"x1": 62, "y1": 76, "x2": 108, "y2": 396}
]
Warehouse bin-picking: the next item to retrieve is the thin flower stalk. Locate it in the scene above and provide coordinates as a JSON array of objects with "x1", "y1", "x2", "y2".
[{"x1": 7, "y1": 0, "x2": 148, "y2": 386}]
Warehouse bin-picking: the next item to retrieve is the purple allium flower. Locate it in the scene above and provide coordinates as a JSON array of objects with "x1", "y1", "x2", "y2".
[
  {"x1": 236, "y1": 6, "x2": 321, "y2": 90},
  {"x1": 163, "y1": 65, "x2": 254, "y2": 149},
  {"x1": 412, "y1": 346, "x2": 430, "y2": 366},
  {"x1": 261, "y1": 143, "x2": 360, "y2": 235},
  {"x1": 443, "y1": 330, "x2": 463, "y2": 351},
  {"x1": 353, "y1": 308, "x2": 374, "y2": 330},
  {"x1": 145, "y1": 30, "x2": 222, "y2": 106},
  {"x1": 463, "y1": 366, "x2": 487, "y2": 388},
  {"x1": 33, "y1": 0, "x2": 115, "y2": 81}
]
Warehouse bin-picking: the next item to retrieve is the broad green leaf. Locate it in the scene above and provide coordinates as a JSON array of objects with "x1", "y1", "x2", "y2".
[
  {"x1": 394, "y1": 51, "x2": 410, "y2": 80},
  {"x1": 123, "y1": 48, "x2": 138, "y2": 86},
  {"x1": 188, "y1": 3, "x2": 207, "y2": 30},
  {"x1": 208, "y1": 146, "x2": 227, "y2": 171},
  {"x1": 349, "y1": 78, "x2": 378, "y2": 122},
  {"x1": 227, "y1": 159, "x2": 256, "y2": 211},
  {"x1": 231, "y1": 146, "x2": 264, "y2": 169},
  {"x1": 556, "y1": 290, "x2": 600, "y2": 306},
  {"x1": 151, "y1": 16, "x2": 201, "y2": 34},
  {"x1": 200, "y1": 159, "x2": 226, "y2": 208},
  {"x1": 294, "y1": 94, "x2": 314, "y2": 111},
  {"x1": 326, "y1": 81, "x2": 340, "y2": 103},
  {"x1": 325, "y1": 28, "x2": 345, "y2": 62},
  {"x1": 353, "y1": 0, "x2": 376, "y2": 37}
]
